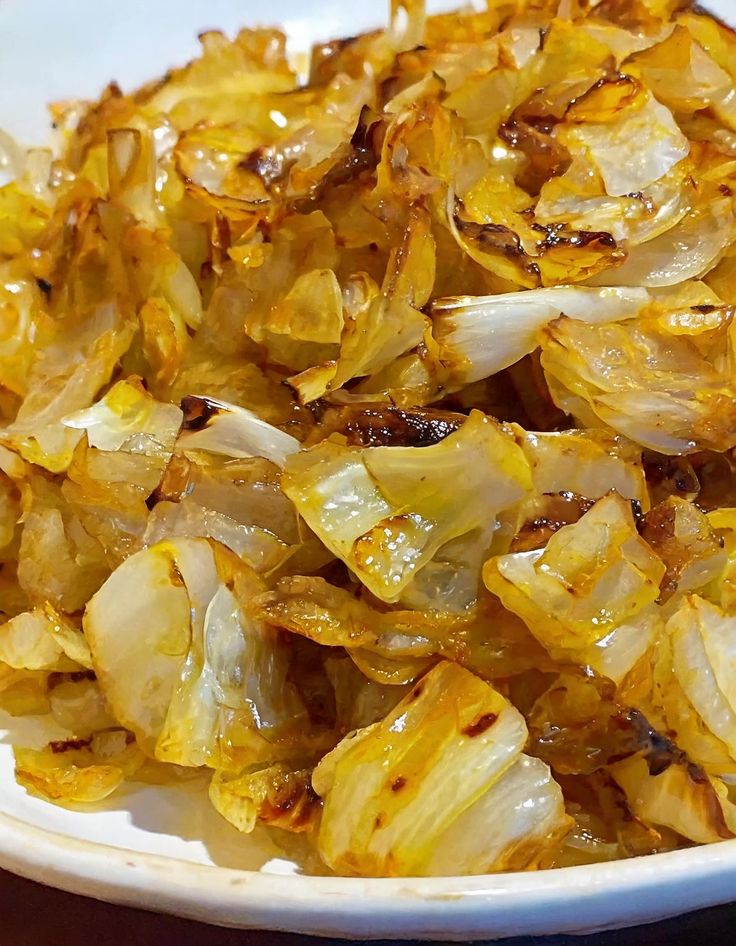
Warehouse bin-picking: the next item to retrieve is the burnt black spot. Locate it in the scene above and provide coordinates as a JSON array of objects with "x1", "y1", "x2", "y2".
[
  {"x1": 70, "y1": 670, "x2": 96, "y2": 684},
  {"x1": 462, "y1": 712, "x2": 499, "y2": 738},
  {"x1": 453, "y1": 198, "x2": 540, "y2": 278},
  {"x1": 49, "y1": 737, "x2": 93, "y2": 754},
  {"x1": 180, "y1": 395, "x2": 223, "y2": 432},
  {"x1": 457, "y1": 217, "x2": 534, "y2": 261},
  {"x1": 340, "y1": 406, "x2": 464, "y2": 448},
  {"x1": 47, "y1": 669, "x2": 96, "y2": 691},
  {"x1": 410, "y1": 682, "x2": 425, "y2": 701},
  {"x1": 692, "y1": 304, "x2": 718, "y2": 314},
  {"x1": 625, "y1": 191, "x2": 655, "y2": 213},
  {"x1": 536, "y1": 228, "x2": 617, "y2": 252},
  {"x1": 629, "y1": 498, "x2": 644, "y2": 522},
  {"x1": 512, "y1": 492, "x2": 596, "y2": 552},
  {"x1": 615, "y1": 709, "x2": 686, "y2": 777},
  {"x1": 35, "y1": 277, "x2": 52, "y2": 297}
]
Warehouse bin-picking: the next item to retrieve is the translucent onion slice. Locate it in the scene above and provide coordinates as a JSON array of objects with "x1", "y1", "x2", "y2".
[
  {"x1": 177, "y1": 395, "x2": 300, "y2": 468},
  {"x1": 431, "y1": 286, "x2": 651, "y2": 384},
  {"x1": 83, "y1": 538, "x2": 209, "y2": 754},
  {"x1": 587, "y1": 198, "x2": 736, "y2": 288},
  {"x1": 668, "y1": 596, "x2": 736, "y2": 761},
  {"x1": 313, "y1": 660, "x2": 569, "y2": 876}
]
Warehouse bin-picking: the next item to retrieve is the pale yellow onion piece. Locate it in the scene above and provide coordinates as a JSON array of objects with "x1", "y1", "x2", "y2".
[
  {"x1": 326, "y1": 657, "x2": 412, "y2": 732},
  {"x1": 48, "y1": 676, "x2": 116, "y2": 735},
  {"x1": 2, "y1": 305, "x2": 136, "y2": 473},
  {"x1": 14, "y1": 749, "x2": 125, "y2": 804},
  {"x1": 177, "y1": 395, "x2": 300, "y2": 469},
  {"x1": 398, "y1": 525, "x2": 500, "y2": 613},
  {"x1": 265, "y1": 269, "x2": 344, "y2": 344},
  {"x1": 626, "y1": 25, "x2": 736, "y2": 132},
  {"x1": 582, "y1": 606, "x2": 661, "y2": 687},
  {"x1": 144, "y1": 499, "x2": 289, "y2": 574},
  {"x1": 559, "y1": 91, "x2": 689, "y2": 197},
  {"x1": 155, "y1": 571, "x2": 258, "y2": 767},
  {"x1": 349, "y1": 649, "x2": 434, "y2": 686},
  {"x1": 44, "y1": 604, "x2": 93, "y2": 670},
  {"x1": 17, "y1": 505, "x2": 108, "y2": 614},
  {"x1": 421, "y1": 755, "x2": 571, "y2": 875},
  {"x1": 107, "y1": 128, "x2": 161, "y2": 230},
  {"x1": 209, "y1": 763, "x2": 320, "y2": 835},
  {"x1": 151, "y1": 540, "x2": 235, "y2": 766},
  {"x1": 0, "y1": 443, "x2": 28, "y2": 482},
  {"x1": 289, "y1": 208, "x2": 433, "y2": 403},
  {"x1": 514, "y1": 427, "x2": 649, "y2": 511},
  {"x1": 673, "y1": 597, "x2": 736, "y2": 755},
  {"x1": 0, "y1": 269, "x2": 38, "y2": 398},
  {"x1": 0, "y1": 609, "x2": 73, "y2": 672},
  {"x1": 156, "y1": 546, "x2": 310, "y2": 768},
  {"x1": 253, "y1": 576, "x2": 380, "y2": 649},
  {"x1": 431, "y1": 286, "x2": 651, "y2": 385},
  {"x1": 155, "y1": 583, "x2": 241, "y2": 767},
  {"x1": 0, "y1": 667, "x2": 50, "y2": 717},
  {"x1": 535, "y1": 157, "x2": 693, "y2": 246},
  {"x1": 142, "y1": 59, "x2": 295, "y2": 130},
  {"x1": 14, "y1": 731, "x2": 145, "y2": 806},
  {"x1": 652, "y1": 630, "x2": 736, "y2": 777},
  {"x1": 283, "y1": 411, "x2": 531, "y2": 604},
  {"x1": 707, "y1": 507, "x2": 736, "y2": 613},
  {"x1": 0, "y1": 129, "x2": 25, "y2": 185},
  {"x1": 313, "y1": 661, "x2": 532, "y2": 876},
  {"x1": 540, "y1": 313, "x2": 736, "y2": 454},
  {"x1": 610, "y1": 755, "x2": 735, "y2": 845},
  {"x1": 311, "y1": 724, "x2": 377, "y2": 798},
  {"x1": 83, "y1": 538, "x2": 205, "y2": 754},
  {"x1": 641, "y1": 497, "x2": 726, "y2": 598},
  {"x1": 668, "y1": 596, "x2": 736, "y2": 761},
  {"x1": 62, "y1": 377, "x2": 182, "y2": 456},
  {"x1": 484, "y1": 494, "x2": 665, "y2": 656},
  {"x1": 587, "y1": 198, "x2": 736, "y2": 288},
  {"x1": 579, "y1": 22, "x2": 673, "y2": 67},
  {"x1": 650, "y1": 280, "x2": 724, "y2": 308}
]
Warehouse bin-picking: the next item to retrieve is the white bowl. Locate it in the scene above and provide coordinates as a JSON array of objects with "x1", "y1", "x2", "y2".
[{"x1": 1, "y1": 0, "x2": 735, "y2": 938}]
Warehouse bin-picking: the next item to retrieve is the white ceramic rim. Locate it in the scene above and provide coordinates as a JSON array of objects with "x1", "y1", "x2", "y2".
[{"x1": 2, "y1": 806, "x2": 736, "y2": 939}]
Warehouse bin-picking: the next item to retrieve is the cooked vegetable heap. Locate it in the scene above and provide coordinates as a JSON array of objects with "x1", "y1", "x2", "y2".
[{"x1": 3, "y1": 0, "x2": 736, "y2": 878}]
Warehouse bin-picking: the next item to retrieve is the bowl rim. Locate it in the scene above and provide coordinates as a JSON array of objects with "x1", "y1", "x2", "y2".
[{"x1": 2, "y1": 804, "x2": 736, "y2": 938}]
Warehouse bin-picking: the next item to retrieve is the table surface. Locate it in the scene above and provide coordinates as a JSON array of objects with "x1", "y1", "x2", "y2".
[{"x1": 2, "y1": 870, "x2": 736, "y2": 946}]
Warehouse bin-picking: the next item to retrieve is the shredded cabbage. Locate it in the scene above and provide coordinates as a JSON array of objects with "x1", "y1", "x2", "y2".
[
  {"x1": 283, "y1": 411, "x2": 531, "y2": 605},
  {"x1": 541, "y1": 311, "x2": 736, "y2": 453},
  {"x1": 2, "y1": 0, "x2": 736, "y2": 879},
  {"x1": 484, "y1": 494, "x2": 665, "y2": 658}
]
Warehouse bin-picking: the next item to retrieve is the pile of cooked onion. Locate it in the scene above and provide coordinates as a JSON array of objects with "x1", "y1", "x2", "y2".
[{"x1": 3, "y1": 0, "x2": 736, "y2": 877}]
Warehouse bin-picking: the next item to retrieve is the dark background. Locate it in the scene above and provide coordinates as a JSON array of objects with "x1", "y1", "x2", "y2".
[{"x1": 3, "y1": 871, "x2": 735, "y2": 946}]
